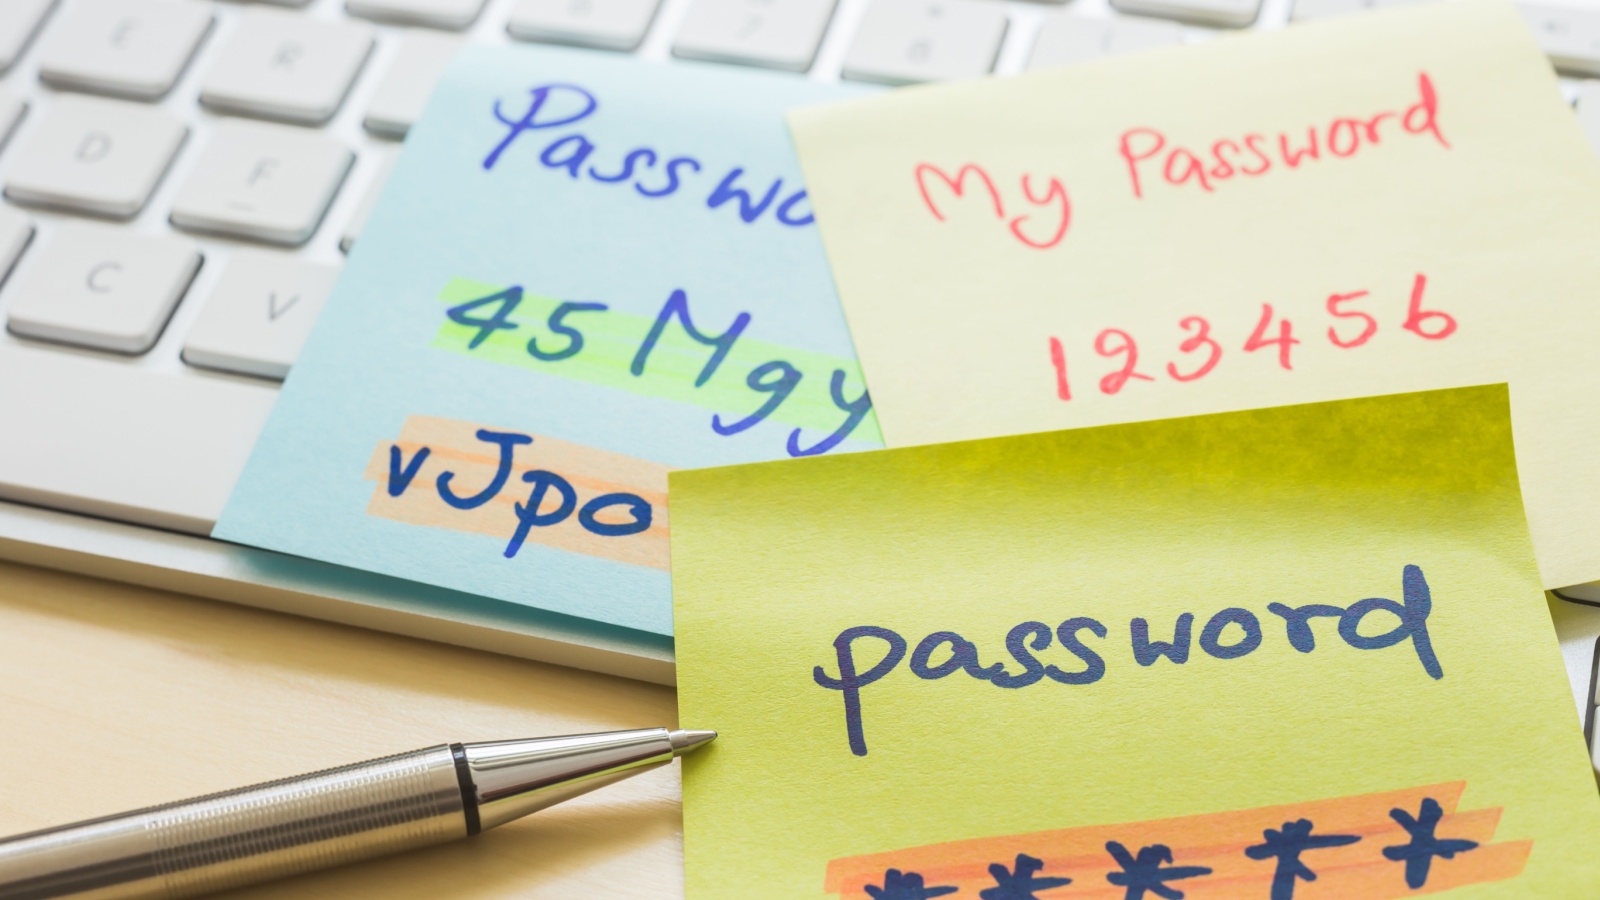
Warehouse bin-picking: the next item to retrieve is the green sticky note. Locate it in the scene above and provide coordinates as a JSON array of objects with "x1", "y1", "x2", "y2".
[{"x1": 672, "y1": 386, "x2": 1600, "y2": 898}]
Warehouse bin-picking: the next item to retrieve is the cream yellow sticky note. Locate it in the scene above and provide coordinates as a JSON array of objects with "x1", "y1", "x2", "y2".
[
  {"x1": 787, "y1": 0, "x2": 1600, "y2": 591},
  {"x1": 673, "y1": 386, "x2": 1600, "y2": 898}
]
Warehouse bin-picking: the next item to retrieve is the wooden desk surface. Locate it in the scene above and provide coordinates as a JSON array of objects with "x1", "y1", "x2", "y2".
[{"x1": 0, "y1": 560, "x2": 683, "y2": 899}]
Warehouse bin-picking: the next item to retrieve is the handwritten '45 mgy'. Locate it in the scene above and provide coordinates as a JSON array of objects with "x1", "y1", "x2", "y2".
[{"x1": 444, "y1": 284, "x2": 875, "y2": 457}]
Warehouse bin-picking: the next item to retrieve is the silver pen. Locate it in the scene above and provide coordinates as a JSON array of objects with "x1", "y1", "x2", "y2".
[{"x1": 0, "y1": 727, "x2": 715, "y2": 899}]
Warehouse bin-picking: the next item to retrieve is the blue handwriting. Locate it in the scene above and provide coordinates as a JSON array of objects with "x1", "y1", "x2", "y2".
[
  {"x1": 445, "y1": 285, "x2": 872, "y2": 457},
  {"x1": 483, "y1": 83, "x2": 813, "y2": 228},
  {"x1": 387, "y1": 427, "x2": 652, "y2": 559}
]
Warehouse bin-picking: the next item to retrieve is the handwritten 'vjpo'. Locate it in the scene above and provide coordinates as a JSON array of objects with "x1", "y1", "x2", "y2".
[{"x1": 815, "y1": 565, "x2": 1442, "y2": 756}]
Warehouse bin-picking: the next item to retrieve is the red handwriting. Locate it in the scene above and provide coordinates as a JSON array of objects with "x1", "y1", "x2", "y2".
[
  {"x1": 1244, "y1": 303, "x2": 1299, "y2": 370},
  {"x1": 1326, "y1": 290, "x2": 1376, "y2": 348},
  {"x1": 914, "y1": 162, "x2": 1071, "y2": 249},
  {"x1": 1118, "y1": 72, "x2": 1448, "y2": 199},
  {"x1": 1167, "y1": 315, "x2": 1220, "y2": 382},
  {"x1": 1048, "y1": 336, "x2": 1071, "y2": 401},
  {"x1": 1048, "y1": 273, "x2": 1453, "y2": 399},
  {"x1": 1403, "y1": 273, "x2": 1455, "y2": 339},
  {"x1": 915, "y1": 163, "x2": 1003, "y2": 219},
  {"x1": 1094, "y1": 328, "x2": 1153, "y2": 394}
]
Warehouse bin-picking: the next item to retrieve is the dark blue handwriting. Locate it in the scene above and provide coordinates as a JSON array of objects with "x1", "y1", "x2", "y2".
[
  {"x1": 863, "y1": 802, "x2": 1472, "y2": 899},
  {"x1": 814, "y1": 566, "x2": 1442, "y2": 756},
  {"x1": 982, "y1": 853, "x2": 1072, "y2": 900},
  {"x1": 1105, "y1": 841, "x2": 1212, "y2": 900},
  {"x1": 1382, "y1": 798, "x2": 1479, "y2": 889},
  {"x1": 1245, "y1": 819, "x2": 1361, "y2": 900}
]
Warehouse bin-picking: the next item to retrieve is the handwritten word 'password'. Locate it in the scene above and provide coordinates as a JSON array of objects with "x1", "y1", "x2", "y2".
[
  {"x1": 483, "y1": 82, "x2": 811, "y2": 228},
  {"x1": 1048, "y1": 273, "x2": 1454, "y2": 401},
  {"x1": 1120, "y1": 71, "x2": 1448, "y2": 199},
  {"x1": 815, "y1": 565, "x2": 1441, "y2": 756}
]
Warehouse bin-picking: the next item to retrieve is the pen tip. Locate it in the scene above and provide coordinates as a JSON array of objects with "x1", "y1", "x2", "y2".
[{"x1": 669, "y1": 729, "x2": 717, "y2": 756}]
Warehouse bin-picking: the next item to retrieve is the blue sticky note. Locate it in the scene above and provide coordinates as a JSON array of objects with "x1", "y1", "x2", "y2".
[{"x1": 214, "y1": 46, "x2": 881, "y2": 638}]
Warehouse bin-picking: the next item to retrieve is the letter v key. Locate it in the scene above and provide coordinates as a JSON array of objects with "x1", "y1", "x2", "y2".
[
  {"x1": 268, "y1": 291, "x2": 300, "y2": 321},
  {"x1": 182, "y1": 255, "x2": 339, "y2": 380}
]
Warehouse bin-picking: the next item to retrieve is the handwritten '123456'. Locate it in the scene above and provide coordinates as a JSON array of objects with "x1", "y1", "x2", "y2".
[
  {"x1": 1047, "y1": 273, "x2": 1456, "y2": 401},
  {"x1": 914, "y1": 71, "x2": 1448, "y2": 250}
]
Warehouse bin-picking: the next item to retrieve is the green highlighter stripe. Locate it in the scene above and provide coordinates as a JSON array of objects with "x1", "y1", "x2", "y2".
[{"x1": 431, "y1": 277, "x2": 883, "y2": 441}]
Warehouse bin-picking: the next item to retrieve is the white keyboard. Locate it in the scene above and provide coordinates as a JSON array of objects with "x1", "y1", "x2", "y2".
[{"x1": 4, "y1": 0, "x2": 1600, "y2": 689}]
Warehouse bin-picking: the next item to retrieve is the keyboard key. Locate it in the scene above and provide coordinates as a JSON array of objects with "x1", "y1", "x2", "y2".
[
  {"x1": 2, "y1": 95, "x2": 186, "y2": 219},
  {"x1": 842, "y1": 0, "x2": 1007, "y2": 85},
  {"x1": 0, "y1": 343, "x2": 278, "y2": 534},
  {"x1": 35, "y1": 0, "x2": 212, "y2": 100},
  {"x1": 1111, "y1": 0, "x2": 1257, "y2": 28},
  {"x1": 363, "y1": 31, "x2": 460, "y2": 139},
  {"x1": 170, "y1": 120, "x2": 353, "y2": 247},
  {"x1": 673, "y1": 0, "x2": 835, "y2": 72},
  {"x1": 1521, "y1": 3, "x2": 1600, "y2": 77},
  {"x1": 0, "y1": 90, "x2": 23, "y2": 151},
  {"x1": 182, "y1": 251, "x2": 338, "y2": 380},
  {"x1": 1577, "y1": 80, "x2": 1600, "y2": 155},
  {"x1": 1027, "y1": 14, "x2": 1182, "y2": 69},
  {"x1": 1289, "y1": 0, "x2": 1420, "y2": 21},
  {"x1": 0, "y1": 0, "x2": 55, "y2": 73},
  {"x1": 0, "y1": 206, "x2": 33, "y2": 287},
  {"x1": 5, "y1": 222, "x2": 200, "y2": 355},
  {"x1": 508, "y1": 0, "x2": 659, "y2": 51},
  {"x1": 199, "y1": 10, "x2": 374, "y2": 125},
  {"x1": 340, "y1": 152, "x2": 394, "y2": 253},
  {"x1": 347, "y1": 0, "x2": 486, "y2": 29}
]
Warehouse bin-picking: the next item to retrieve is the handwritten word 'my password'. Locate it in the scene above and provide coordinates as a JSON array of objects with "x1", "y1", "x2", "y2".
[
  {"x1": 815, "y1": 566, "x2": 1441, "y2": 756},
  {"x1": 483, "y1": 82, "x2": 811, "y2": 228},
  {"x1": 1048, "y1": 273, "x2": 1454, "y2": 401},
  {"x1": 914, "y1": 72, "x2": 1448, "y2": 250}
]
